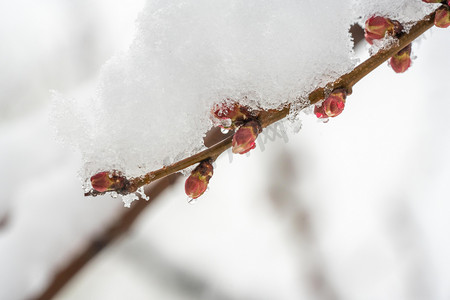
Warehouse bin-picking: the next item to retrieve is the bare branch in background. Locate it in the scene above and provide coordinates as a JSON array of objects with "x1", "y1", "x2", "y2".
[
  {"x1": 0, "y1": 214, "x2": 8, "y2": 230},
  {"x1": 267, "y1": 150, "x2": 340, "y2": 300},
  {"x1": 33, "y1": 126, "x2": 230, "y2": 300},
  {"x1": 33, "y1": 174, "x2": 180, "y2": 300}
]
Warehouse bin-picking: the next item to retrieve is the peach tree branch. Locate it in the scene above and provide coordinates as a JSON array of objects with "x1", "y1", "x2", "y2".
[{"x1": 86, "y1": 7, "x2": 439, "y2": 197}]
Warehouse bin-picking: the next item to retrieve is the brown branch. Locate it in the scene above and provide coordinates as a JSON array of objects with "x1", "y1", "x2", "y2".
[
  {"x1": 33, "y1": 175, "x2": 180, "y2": 300},
  {"x1": 85, "y1": 8, "x2": 438, "y2": 197}
]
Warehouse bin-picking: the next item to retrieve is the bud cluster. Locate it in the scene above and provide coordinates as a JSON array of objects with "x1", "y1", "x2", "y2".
[
  {"x1": 212, "y1": 101, "x2": 262, "y2": 155},
  {"x1": 185, "y1": 160, "x2": 214, "y2": 199},
  {"x1": 364, "y1": 16, "x2": 403, "y2": 45},
  {"x1": 364, "y1": 16, "x2": 412, "y2": 73},
  {"x1": 314, "y1": 89, "x2": 347, "y2": 120},
  {"x1": 188, "y1": 102, "x2": 264, "y2": 200}
]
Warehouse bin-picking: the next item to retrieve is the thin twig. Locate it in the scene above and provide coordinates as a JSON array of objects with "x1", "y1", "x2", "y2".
[{"x1": 85, "y1": 8, "x2": 438, "y2": 197}]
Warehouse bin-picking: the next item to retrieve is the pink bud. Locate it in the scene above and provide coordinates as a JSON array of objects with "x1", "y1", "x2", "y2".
[
  {"x1": 90, "y1": 171, "x2": 126, "y2": 193},
  {"x1": 185, "y1": 160, "x2": 214, "y2": 199},
  {"x1": 212, "y1": 102, "x2": 251, "y2": 129},
  {"x1": 364, "y1": 16, "x2": 396, "y2": 44},
  {"x1": 421, "y1": 0, "x2": 443, "y2": 3},
  {"x1": 232, "y1": 120, "x2": 262, "y2": 154},
  {"x1": 389, "y1": 44, "x2": 412, "y2": 73},
  {"x1": 435, "y1": 6, "x2": 450, "y2": 28},
  {"x1": 314, "y1": 89, "x2": 347, "y2": 119}
]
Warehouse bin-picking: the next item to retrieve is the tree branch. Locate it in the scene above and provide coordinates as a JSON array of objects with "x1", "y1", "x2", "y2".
[
  {"x1": 34, "y1": 175, "x2": 180, "y2": 300},
  {"x1": 85, "y1": 8, "x2": 438, "y2": 197}
]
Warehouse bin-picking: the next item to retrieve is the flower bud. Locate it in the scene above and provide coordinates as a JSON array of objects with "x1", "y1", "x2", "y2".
[
  {"x1": 314, "y1": 89, "x2": 347, "y2": 119},
  {"x1": 389, "y1": 44, "x2": 412, "y2": 73},
  {"x1": 212, "y1": 102, "x2": 251, "y2": 130},
  {"x1": 185, "y1": 160, "x2": 214, "y2": 199},
  {"x1": 435, "y1": 6, "x2": 450, "y2": 28},
  {"x1": 364, "y1": 16, "x2": 401, "y2": 44},
  {"x1": 421, "y1": 0, "x2": 443, "y2": 3},
  {"x1": 90, "y1": 171, "x2": 126, "y2": 193},
  {"x1": 232, "y1": 120, "x2": 262, "y2": 154}
]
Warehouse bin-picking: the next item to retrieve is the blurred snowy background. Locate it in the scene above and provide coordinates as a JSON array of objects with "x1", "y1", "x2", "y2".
[{"x1": 1, "y1": 1, "x2": 450, "y2": 300}]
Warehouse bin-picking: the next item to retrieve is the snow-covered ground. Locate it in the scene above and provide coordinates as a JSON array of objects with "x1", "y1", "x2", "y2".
[{"x1": 1, "y1": 1, "x2": 450, "y2": 300}]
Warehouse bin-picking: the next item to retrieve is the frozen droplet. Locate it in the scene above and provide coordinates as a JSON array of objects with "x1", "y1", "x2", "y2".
[
  {"x1": 292, "y1": 121, "x2": 302, "y2": 133},
  {"x1": 285, "y1": 111, "x2": 303, "y2": 134},
  {"x1": 136, "y1": 187, "x2": 149, "y2": 201},
  {"x1": 302, "y1": 105, "x2": 314, "y2": 116},
  {"x1": 122, "y1": 193, "x2": 139, "y2": 207}
]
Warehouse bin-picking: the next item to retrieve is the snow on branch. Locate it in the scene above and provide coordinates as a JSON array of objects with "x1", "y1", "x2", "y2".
[{"x1": 52, "y1": 1, "x2": 447, "y2": 204}]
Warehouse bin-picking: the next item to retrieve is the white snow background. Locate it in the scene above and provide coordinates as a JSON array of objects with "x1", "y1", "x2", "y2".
[{"x1": 1, "y1": 0, "x2": 449, "y2": 299}]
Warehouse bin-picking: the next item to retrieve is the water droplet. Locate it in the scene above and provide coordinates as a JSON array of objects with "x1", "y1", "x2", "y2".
[{"x1": 221, "y1": 128, "x2": 230, "y2": 134}]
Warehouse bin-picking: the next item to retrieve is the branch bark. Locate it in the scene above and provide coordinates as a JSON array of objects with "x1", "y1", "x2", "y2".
[{"x1": 85, "y1": 8, "x2": 438, "y2": 198}]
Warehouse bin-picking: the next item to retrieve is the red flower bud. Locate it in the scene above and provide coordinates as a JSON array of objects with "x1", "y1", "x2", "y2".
[
  {"x1": 232, "y1": 120, "x2": 262, "y2": 154},
  {"x1": 435, "y1": 6, "x2": 450, "y2": 28},
  {"x1": 314, "y1": 89, "x2": 347, "y2": 119},
  {"x1": 422, "y1": 0, "x2": 443, "y2": 3},
  {"x1": 90, "y1": 171, "x2": 126, "y2": 193},
  {"x1": 185, "y1": 160, "x2": 214, "y2": 199},
  {"x1": 365, "y1": 16, "x2": 395, "y2": 44},
  {"x1": 389, "y1": 44, "x2": 412, "y2": 73},
  {"x1": 212, "y1": 102, "x2": 251, "y2": 130}
]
